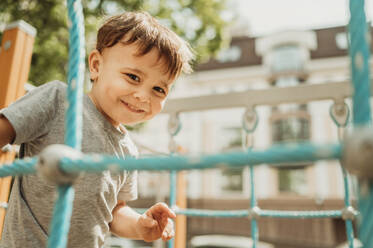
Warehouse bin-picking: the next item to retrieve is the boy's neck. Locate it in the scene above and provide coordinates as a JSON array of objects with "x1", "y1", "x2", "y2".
[{"x1": 87, "y1": 91, "x2": 121, "y2": 129}]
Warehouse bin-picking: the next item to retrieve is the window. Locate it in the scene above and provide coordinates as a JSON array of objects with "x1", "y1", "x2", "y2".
[
  {"x1": 271, "y1": 45, "x2": 304, "y2": 73},
  {"x1": 336, "y1": 32, "x2": 348, "y2": 50},
  {"x1": 272, "y1": 115, "x2": 310, "y2": 143},
  {"x1": 271, "y1": 73, "x2": 310, "y2": 194},
  {"x1": 220, "y1": 127, "x2": 243, "y2": 193},
  {"x1": 216, "y1": 46, "x2": 242, "y2": 63},
  {"x1": 271, "y1": 111, "x2": 310, "y2": 195},
  {"x1": 278, "y1": 167, "x2": 307, "y2": 195},
  {"x1": 221, "y1": 167, "x2": 243, "y2": 192}
]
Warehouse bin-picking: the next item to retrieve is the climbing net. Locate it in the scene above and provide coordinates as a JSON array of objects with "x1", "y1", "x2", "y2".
[{"x1": 0, "y1": 0, "x2": 372, "y2": 248}]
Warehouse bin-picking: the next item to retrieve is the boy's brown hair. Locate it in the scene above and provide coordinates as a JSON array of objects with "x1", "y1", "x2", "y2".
[{"x1": 96, "y1": 11, "x2": 194, "y2": 79}]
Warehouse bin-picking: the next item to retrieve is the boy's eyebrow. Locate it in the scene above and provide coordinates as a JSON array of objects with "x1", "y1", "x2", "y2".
[
  {"x1": 160, "y1": 80, "x2": 171, "y2": 89},
  {"x1": 124, "y1": 67, "x2": 146, "y2": 77}
]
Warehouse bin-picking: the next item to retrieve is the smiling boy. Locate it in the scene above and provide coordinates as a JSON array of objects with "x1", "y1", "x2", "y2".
[
  {"x1": 89, "y1": 35, "x2": 172, "y2": 126},
  {"x1": 0, "y1": 11, "x2": 193, "y2": 247}
]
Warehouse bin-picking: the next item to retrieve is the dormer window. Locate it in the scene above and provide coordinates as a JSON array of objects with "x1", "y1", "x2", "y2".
[
  {"x1": 336, "y1": 32, "x2": 348, "y2": 50},
  {"x1": 216, "y1": 45, "x2": 242, "y2": 63},
  {"x1": 271, "y1": 45, "x2": 304, "y2": 73}
]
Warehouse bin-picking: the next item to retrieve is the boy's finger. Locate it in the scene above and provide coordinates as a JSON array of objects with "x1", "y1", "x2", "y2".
[
  {"x1": 140, "y1": 215, "x2": 157, "y2": 227},
  {"x1": 158, "y1": 213, "x2": 171, "y2": 226},
  {"x1": 162, "y1": 230, "x2": 168, "y2": 240},
  {"x1": 162, "y1": 219, "x2": 173, "y2": 233},
  {"x1": 162, "y1": 226, "x2": 175, "y2": 240},
  {"x1": 151, "y1": 203, "x2": 176, "y2": 218},
  {"x1": 168, "y1": 230, "x2": 175, "y2": 239}
]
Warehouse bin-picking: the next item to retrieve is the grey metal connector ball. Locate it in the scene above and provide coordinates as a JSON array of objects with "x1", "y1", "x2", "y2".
[
  {"x1": 343, "y1": 127, "x2": 373, "y2": 179},
  {"x1": 341, "y1": 206, "x2": 358, "y2": 221},
  {"x1": 36, "y1": 144, "x2": 83, "y2": 185},
  {"x1": 248, "y1": 206, "x2": 261, "y2": 220}
]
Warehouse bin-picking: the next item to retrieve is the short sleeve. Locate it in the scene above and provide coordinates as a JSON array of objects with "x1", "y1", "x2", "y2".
[
  {"x1": 118, "y1": 170, "x2": 138, "y2": 201},
  {"x1": 0, "y1": 81, "x2": 66, "y2": 145}
]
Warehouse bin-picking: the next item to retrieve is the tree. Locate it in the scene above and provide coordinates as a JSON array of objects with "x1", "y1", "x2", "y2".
[{"x1": 0, "y1": 0, "x2": 233, "y2": 85}]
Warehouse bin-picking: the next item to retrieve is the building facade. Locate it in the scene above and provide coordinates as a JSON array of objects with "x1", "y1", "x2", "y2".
[{"x1": 129, "y1": 25, "x2": 373, "y2": 247}]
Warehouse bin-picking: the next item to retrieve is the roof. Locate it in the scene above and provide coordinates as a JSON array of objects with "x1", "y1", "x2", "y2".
[{"x1": 196, "y1": 26, "x2": 373, "y2": 72}]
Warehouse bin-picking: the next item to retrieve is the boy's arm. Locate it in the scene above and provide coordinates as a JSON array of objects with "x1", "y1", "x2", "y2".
[
  {"x1": 110, "y1": 200, "x2": 175, "y2": 242},
  {"x1": 0, "y1": 116, "x2": 15, "y2": 149}
]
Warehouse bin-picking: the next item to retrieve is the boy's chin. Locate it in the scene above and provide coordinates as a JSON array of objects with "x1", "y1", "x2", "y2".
[{"x1": 121, "y1": 119, "x2": 146, "y2": 126}]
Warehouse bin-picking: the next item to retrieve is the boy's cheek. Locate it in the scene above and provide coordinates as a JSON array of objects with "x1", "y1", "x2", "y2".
[{"x1": 160, "y1": 99, "x2": 168, "y2": 108}]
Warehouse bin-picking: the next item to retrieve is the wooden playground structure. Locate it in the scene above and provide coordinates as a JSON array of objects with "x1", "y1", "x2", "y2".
[{"x1": 0, "y1": 20, "x2": 36, "y2": 237}]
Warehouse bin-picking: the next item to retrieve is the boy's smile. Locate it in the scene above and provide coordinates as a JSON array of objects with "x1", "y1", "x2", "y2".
[
  {"x1": 88, "y1": 39, "x2": 174, "y2": 127},
  {"x1": 121, "y1": 100, "x2": 146, "y2": 113}
]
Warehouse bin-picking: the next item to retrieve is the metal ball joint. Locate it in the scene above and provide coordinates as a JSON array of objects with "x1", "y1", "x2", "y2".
[
  {"x1": 330, "y1": 102, "x2": 349, "y2": 127},
  {"x1": 341, "y1": 206, "x2": 358, "y2": 221},
  {"x1": 36, "y1": 144, "x2": 82, "y2": 185},
  {"x1": 343, "y1": 127, "x2": 373, "y2": 179},
  {"x1": 248, "y1": 206, "x2": 261, "y2": 220},
  {"x1": 242, "y1": 108, "x2": 258, "y2": 133}
]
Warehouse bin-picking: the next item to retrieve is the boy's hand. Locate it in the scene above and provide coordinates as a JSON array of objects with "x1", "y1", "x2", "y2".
[{"x1": 136, "y1": 202, "x2": 176, "y2": 242}]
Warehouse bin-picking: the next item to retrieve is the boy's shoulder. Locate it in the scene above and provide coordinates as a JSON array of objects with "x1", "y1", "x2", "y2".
[
  {"x1": 32, "y1": 80, "x2": 67, "y2": 102},
  {"x1": 37, "y1": 80, "x2": 67, "y2": 91},
  {"x1": 28, "y1": 80, "x2": 67, "y2": 98}
]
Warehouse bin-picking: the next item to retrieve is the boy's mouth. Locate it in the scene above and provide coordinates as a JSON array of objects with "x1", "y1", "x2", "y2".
[{"x1": 121, "y1": 100, "x2": 146, "y2": 113}]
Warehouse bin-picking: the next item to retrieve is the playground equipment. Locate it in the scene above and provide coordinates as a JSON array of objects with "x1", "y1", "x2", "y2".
[
  {"x1": 0, "y1": 20, "x2": 36, "y2": 237},
  {"x1": 0, "y1": 0, "x2": 372, "y2": 248}
]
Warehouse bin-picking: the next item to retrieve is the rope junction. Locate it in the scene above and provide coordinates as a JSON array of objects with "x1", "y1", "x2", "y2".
[{"x1": 0, "y1": 0, "x2": 371, "y2": 247}]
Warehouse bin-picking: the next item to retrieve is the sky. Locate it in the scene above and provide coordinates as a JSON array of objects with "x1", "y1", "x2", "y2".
[{"x1": 235, "y1": 0, "x2": 373, "y2": 36}]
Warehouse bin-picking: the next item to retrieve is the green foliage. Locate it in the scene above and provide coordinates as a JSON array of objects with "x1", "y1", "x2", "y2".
[{"x1": 0, "y1": 0, "x2": 233, "y2": 85}]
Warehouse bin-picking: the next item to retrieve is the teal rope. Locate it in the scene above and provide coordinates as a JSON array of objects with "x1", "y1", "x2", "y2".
[
  {"x1": 259, "y1": 210, "x2": 344, "y2": 219},
  {"x1": 167, "y1": 114, "x2": 181, "y2": 248},
  {"x1": 0, "y1": 158, "x2": 37, "y2": 177},
  {"x1": 65, "y1": 0, "x2": 85, "y2": 149},
  {"x1": 168, "y1": 118, "x2": 180, "y2": 248},
  {"x1": 359, "y1": 183, "x2": 373, "y2": 247},
  {"x1": 341, "y1": 166, "x2": 355, "y2": 248},
  {"x1": 168, "y1": 170, "x2": 176, "y2": 248},
  {"x1": 174, "y1": 209, "x2": 345, "y2": 219},
  {"x1": 175, "y1": 209, "x2": 248, "y2": 217},
  {"x1": 348, "y1": 0, "x2": 371, "y2": 126},
  {"x1": 249, "y1": 164, "x2": 258, "y2": 248},
  {"x1": 47, "y1": 0, "x2": 85, "y2": 247},
  {"x1": 47, "y1": 186, "x2": 75, "y2": 248},
  {"x1": 329, "y1": 104, "x2": 350, "y2": 128},
  {"x1": 348, "y1": 0, "x2": 372, "y2": 247},
  {"x1": 135, "y1": 208, "x2": 346, "y2": 219},
  {"x1": 341, "y1": 167, "x2": 351, "y2": 207},
  {"x1": 242, "y1": 109, "x2": 259, "y2": 248},
  {"x1": 329, "y1": 102, "x2": 355, "y2": 248},
  {"x1": 59, "y1": 143, "x2": 342, "y2": 173},
  {"x1": 0, "y1": 143, "x2": 342, "y2": 178}
]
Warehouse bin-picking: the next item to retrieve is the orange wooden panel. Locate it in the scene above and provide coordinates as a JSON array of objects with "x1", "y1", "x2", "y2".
[
  {"x1": 175, "y1": 171, "x2": 187, "y2": 248},
  {"x1": 0, "y1": 29, "x2": 25, "y2": 107},
  {"x1": 0, "y1": 152, "x2": 14, "y2": 239},
  {"x1": 0, "y1": 21, "x2": 36, "y2": 238},
  {"x1": 15, "y1": 33, "x2": 34, "y2": 99},
  {"x1": 0, "y1": 22, "x2": 35, "y2": 108}
]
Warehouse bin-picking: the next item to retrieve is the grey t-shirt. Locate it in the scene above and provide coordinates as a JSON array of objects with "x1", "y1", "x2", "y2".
[{"x1": 0, "y1": 81, "x2": 138, "y2": 248}]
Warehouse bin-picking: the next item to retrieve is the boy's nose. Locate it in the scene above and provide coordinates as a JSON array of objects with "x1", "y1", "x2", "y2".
[{"x1": 133, "y1": 92, "x2": 150, "y2": 103}]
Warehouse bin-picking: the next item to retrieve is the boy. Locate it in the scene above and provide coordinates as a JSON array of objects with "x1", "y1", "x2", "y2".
[{"x1": 0, "y1": 11, "x2": 193, "y2": 247}]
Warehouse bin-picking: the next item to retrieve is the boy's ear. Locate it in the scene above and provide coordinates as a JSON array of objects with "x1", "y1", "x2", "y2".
[{"x1": 88, "y1": 49, "x2": 102, "y2": 82}]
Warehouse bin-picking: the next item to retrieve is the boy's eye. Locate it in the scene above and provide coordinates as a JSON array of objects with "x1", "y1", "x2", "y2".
[
  {"x1": 126, "y1": 73, "x2": 140, "y2": 82},
  {"x1": 153, "y1": 86, "x2": 166, "y2": 95}
]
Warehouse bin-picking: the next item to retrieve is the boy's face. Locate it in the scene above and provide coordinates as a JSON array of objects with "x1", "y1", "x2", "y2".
[{"x1": 88, "y1": 40, "x2": 174, "y2": 127}]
